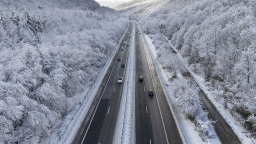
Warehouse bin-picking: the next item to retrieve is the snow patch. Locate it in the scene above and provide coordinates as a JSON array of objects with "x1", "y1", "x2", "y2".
[{"x1": 113, "y1": 23, "x2": 136, "y2": 144}]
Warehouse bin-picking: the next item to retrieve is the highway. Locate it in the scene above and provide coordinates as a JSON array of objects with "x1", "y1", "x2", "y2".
[
  {"x1": 72, "y1": 24, "x2": 183, "y2": 144},
  {"x1": 135, "y1": 25, "x2": 183, "y2": 144},
  {"x1": 71, "y1": 22, "x2": 242, "y2": 144},
  {"x1": 72, "y1": 25, "x2": 132, "y2": 144}
]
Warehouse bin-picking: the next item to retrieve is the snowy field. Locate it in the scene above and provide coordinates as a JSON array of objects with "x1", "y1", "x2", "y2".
[{"x1": 0, "y1": 0, "x2": 129, "y2": 143}]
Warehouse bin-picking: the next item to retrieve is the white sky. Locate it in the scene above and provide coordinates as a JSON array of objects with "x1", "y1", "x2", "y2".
[{"x1": 95, "y1": 0, "x2": 132, "y2": 8}]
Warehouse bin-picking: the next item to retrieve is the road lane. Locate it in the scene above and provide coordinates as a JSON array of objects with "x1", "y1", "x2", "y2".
[
  {"x1": 135, "y1": 26, "x2": 154, "y2": 144},
  {"x1": 72, "y1": 25, "x2": 132, "y2": 144},
  {"x1": 136, "y1": 25, "x2": 183, "y2": 144}
]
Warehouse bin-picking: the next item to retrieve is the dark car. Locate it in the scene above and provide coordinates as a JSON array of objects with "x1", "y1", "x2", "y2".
[
  {"x1": 117, "y1": 57, "x2": 121, "y2": 61},
  {"x1": 139, "y1": 76, "x2": 143, "y2": 82},
  {"x1": 121, "y1": 64, "x2": 125, "y2": 68},
  {"x1": 121, "y1": 48, "x2": 124, "y2": 51},
  {"x1": 148, "y1": 90, "x2": 153, "y2": 96}
]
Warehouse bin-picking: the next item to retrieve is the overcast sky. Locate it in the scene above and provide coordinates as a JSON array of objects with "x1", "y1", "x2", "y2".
[{"x1": 95, "y1": 0, "x2": 132, "y2": 8}]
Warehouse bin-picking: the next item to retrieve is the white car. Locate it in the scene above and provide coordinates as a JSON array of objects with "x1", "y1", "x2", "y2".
[{"x1": 118, "y1": 77, "x2": 123, "y2": 84}]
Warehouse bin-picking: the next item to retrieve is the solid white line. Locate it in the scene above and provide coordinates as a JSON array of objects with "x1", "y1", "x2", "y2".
[
  {"x1": 146, "y1": 105, "x2": 148, "y2": 114},
  {"x1": 80, "y1": 26, "x2": 131, "y2": 144},
  {"x1": 107, "y1": 107, "x2": 110, "y2": 115},
  {"x1": 140, "y1": 27, "x2": 170, "y2": 144},
  {"x1": 150, "y1": 139, "x2": 152, "y2": 144}
]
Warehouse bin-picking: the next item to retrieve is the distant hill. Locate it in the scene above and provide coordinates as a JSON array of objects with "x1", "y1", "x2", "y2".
[
  {"x1": 115, "y1": 0, "x2": 173, "y2": 17},
  {"x1": 0, "y1": 0, "x2": 101, "y2": 12}
]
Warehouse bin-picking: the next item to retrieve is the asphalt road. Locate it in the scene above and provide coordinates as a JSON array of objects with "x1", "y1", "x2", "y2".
[
  {"x1": 161, "y1": 33, "x2": 241, "y2": 144},
  {"x1": 73, "y1": 24, "x2": 183, "y2": 144},
  {"x1": 135, "y1": 25, "x2": 183, "y2": 144},
  {"x1": 135, "y1": 26, "x2": 154, "y2": 144},
  {"x1": 72, "y1": 25, "x2": 132, "y2": 144},
  {"x1": 199, "y1": 90, "x2": 241, "y2": 144}
]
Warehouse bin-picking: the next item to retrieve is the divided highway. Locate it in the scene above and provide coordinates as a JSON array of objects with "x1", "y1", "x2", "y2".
[
  {"x1": 71, "y1": 23, "x2": 241, "y2": 144},
  {"x1": 72, "y1": 24, "x2": 184, "y2": 144},
  {"x1": 72, "y1": 25, "x2": 132, "y2": 144}
]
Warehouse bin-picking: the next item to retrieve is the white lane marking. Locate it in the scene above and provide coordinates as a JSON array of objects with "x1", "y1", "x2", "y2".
[
  {"x1": 150, "y1": 139, "x2": 152, "y2": 144},
  {"x1": 114, "y1": 87, "x2": 116, "y2": 92},
  {"x1": 107, "y1": 107, "x2": 110, "y2": 115},
  {"x1": 140, "y1": 29, "x2": 170, "y2": 144},
  {"x1": 146, "y1": 105, "x2": 148, "y2": 114},
  {"x1": 80, "y1": 27, "x2": 131, "y2": 144},
  {"x1": 144, "y1": 86, "x2": 145, "y2": 92}
]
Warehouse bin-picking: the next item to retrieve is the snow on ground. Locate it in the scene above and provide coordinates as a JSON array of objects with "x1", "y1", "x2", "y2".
[
  {"x1": 113, "y1": 23, "x2": 136, "y2": 144},
  {"x1": 44, "y1": 24, "x2": 130, "y2": 144},
  {"x1": 0, "y1": 0, "x2": 129, "y2": 143},
  {"x1": 143, "y1": 33, "x2": 220, "y2": 144},
  {"x1": 137, "y1": 0, "x2": 256, "y2": 140},
  {"x1": 161, "y1": 34, "x2": 256, "y2": 144}
]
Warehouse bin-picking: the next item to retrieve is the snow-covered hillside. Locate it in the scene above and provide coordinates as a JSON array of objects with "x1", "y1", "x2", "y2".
[
  {"x1": 118, "y1": 0, "x2": 256, "y2": 142},
  {"x1": 0, "y1": 0, "x2": 128, "y2": 143}
]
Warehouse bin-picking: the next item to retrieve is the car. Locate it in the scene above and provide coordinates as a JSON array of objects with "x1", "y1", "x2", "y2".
[
  {"x1": 118, "y1": 77, "x2": 123, "y2": 84},
  {"x1": 117, "y1": 57, "x2": 121, "y2": 61},
  {"x1": 148, "y1": 90, "x2": 153, "y2": 96},
  {"x1": 139, "y1": 76, "x2": 143, "y2": 82},
  {"x1": 126, "y1": 44, "x2": 129, "y2": 47},
  {"x1": 121, "y1": 48, "x2": 124, "y2": 51},
  {"x1": 121, "y1": 64, "x2": 125, "y2": 68}
]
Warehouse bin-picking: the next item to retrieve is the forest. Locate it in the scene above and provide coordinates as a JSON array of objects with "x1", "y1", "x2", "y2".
[
  {"x1": 141, "y1": 0, "x2": 256, "y2": 140},
  {"x1": 0, "y1": 0, "x2": 128, "y2": 143}
]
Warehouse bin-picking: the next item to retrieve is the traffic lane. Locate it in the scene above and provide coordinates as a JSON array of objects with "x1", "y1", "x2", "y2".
[
  {"x1": 97, "y1": 83, "x2": 123, "y2": 144},
  {"x1": 82, "y1": 99, "x2": 109, "y2": 144},
  {"x1": 199, "y1": 90, "x2": 241, "y2": 144},
  {"x1": 140, "y1": 31, "x2": 183, "y2": 144},
  {"x1": 81, "y1": 28, "x2": 132, "y2": 144},
  {"x1": 137, "y1": 30, "x2": 168, "y2": 144},
  {"x1": 135, "y1": 29, "x2": 154, "y2": 144},
  {"x1": 106, "y1": 33, "x2": 130, "y2": 95},
  {"x1": 73, "y1": 34, "x2": 125, "y2": 144},
  {"x1": 97, "y1": 32, "x2": 131, "y2": 144},
  {"x1": 151, "y1": 69, "x2": 183, "y2": 144},
  {"x1": 82, "y1": 54, "x2": 124, "y2": 144}
]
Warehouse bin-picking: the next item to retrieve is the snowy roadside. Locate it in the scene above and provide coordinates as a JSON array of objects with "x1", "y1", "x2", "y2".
[
  {"x1": 160, "y1": 34, "x2": 255, "y2": 144},
  {"x1": 142, "y1": 33, "x2": 210, "y2": 144},
  {"x1": 113, "y1": 23, "x2": 136, "y2": 144},
  {"x1": 43, "y1": 25, "x2": 130, "y2": 144}
]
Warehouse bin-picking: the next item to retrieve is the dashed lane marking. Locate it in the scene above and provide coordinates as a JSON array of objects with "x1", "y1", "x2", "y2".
[{"x1": 107, "y1": 107, "x2": 110, "y2": 115}]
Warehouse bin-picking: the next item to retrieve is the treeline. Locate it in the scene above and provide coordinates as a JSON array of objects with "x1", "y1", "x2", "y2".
[{"x1": 141, "y1": 0, "x2": 256, "y2": 138}]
